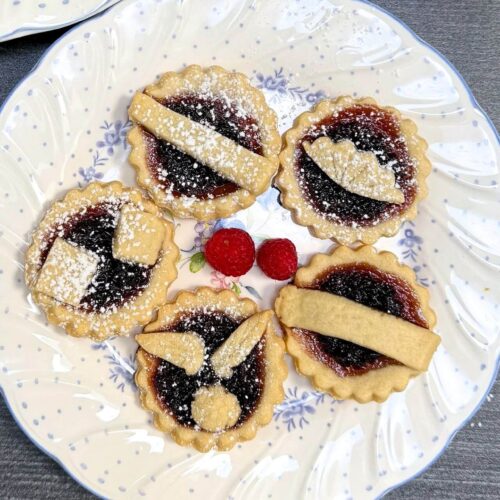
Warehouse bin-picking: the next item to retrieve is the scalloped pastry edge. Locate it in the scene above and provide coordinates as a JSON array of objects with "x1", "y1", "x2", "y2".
[
  {"x1": 127, "y1": 65, "x2": 281, "y2": 221},
  {"x1": 24, "y1": 181, "x2": 179, "y2": 341},
  {"x1": 277, "y1": 246, "x2": 437, "y2": 403},
  {"x1": 275, "y1": 96, "x2": 432, "y2": 244},
  {"x1": 135, "y1": 287, "x2": 287, "y2": 452}
]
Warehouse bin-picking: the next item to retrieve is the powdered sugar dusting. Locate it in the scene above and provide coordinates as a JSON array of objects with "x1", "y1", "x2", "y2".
[
  {"x1": 130, "y1": 92, "x2": 273, "y2": 195},
  {"x1": 112, "y1": 203, "x2": 166, "y2": 266},
  {"x1": 128, "y1": 65, "x2": 280, "y2": 220},
  {"x1": 35, "y1": 196, "x2": 155, "y2": 316},
  {"x1": 149, "y1": 308, "x2": 266, "y2": 431},
  {"x1": 303, "y1": 137, "x2": 404, "y2": 204},
  {"x1": 34, "y1": 238, "x2": 99, "y2": 307},
  {"x1": 292, "y1": 104, "x2": 418, "y2": 233}
]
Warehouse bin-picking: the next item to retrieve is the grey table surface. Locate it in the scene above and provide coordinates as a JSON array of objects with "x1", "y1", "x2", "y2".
[{"x1": 0, "y1": 0, "x2": 498, "y2": 498}]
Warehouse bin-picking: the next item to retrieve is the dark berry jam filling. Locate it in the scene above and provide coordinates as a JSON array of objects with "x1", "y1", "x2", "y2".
[
  {"x1": 295, "y1": 105, "x2": 417, "y2": 226},
  {"x1": 150, "y1": 311, "x2": 265, "y2": 429},
  {"x1": 143, "y1": 94, "x2": 263, "y2": 199},
  {"x1": 40, "y1": 203, "x2": 152, "y2": 312},
  {"x1": 293, "y1": 263, "x2": 428, "y2": 377}
]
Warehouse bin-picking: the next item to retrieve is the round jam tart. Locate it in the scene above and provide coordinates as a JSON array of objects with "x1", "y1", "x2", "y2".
[
  {"x1": 276, "y1": 96, "x2": 431, "y2": 244},
  {"x1": 275, "y1": 246, "x2": 439, "y2": 403},
  {"x1": 127, "y1": 65, "x2": 281, "y2": 220},
  {"x1": 135, "y1": 287, "x2": 287, "y2": 452},
  {"x1": 25, "y1": 182, "x2": 179, "y2": 341}
]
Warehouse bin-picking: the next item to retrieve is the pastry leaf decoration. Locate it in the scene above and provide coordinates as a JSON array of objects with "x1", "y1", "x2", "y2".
[{"x1": 303, "y1": 138, "x2": 405, "y2": 204}]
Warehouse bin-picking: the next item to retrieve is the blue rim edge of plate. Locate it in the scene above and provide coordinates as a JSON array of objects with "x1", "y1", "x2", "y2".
[
  {"x1": 0, "y1": 0, "x2": 119, "y2": 43},
  {"x1": 0, "y1": 0, "x2": 498, "y2": 498}
]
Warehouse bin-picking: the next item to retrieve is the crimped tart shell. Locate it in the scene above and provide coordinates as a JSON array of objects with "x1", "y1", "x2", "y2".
[
  {"x1": 128, "y1": 65, "x2": 281, "y2": 220},
  {"x1": 276, "y1": 96, "x2": 431, "y2": 244},
  {"x1": 135, "y1": 287, "x2": 287, "y2": 452},
  {"x1": 25, "y1": 181, "x2": 179, "y2": 341},
  {"x1": 276, "y1": 246, "x2": 436, "y2": 403}
]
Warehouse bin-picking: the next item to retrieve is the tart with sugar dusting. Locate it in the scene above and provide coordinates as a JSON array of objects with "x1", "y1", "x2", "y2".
[
  {"x1": 25, "y1": 181, "x2": 179, "y2": 341},
  {"x1": 135, "y1": 287, "x2": 287, "y2": 452},
  {"x1": 275, "y1": 246, "x2": 439, "y2": 403},
  {"x1": 127, "y1": 65, "x2": 281, "y2": 220},
  {"x1": 276, "y1": 96, "x2": 431, "y2": 244}
]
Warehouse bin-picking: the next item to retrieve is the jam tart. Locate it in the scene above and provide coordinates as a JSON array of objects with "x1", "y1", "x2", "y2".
[
  {"x1": 135, "y1": 287, "x2": 287, "y2": 452},
  {"x1": 128, "y1": 65, "x2": 281, "y2": 220},
  {"x1": 25, "y1": 181, "x2": 179, "y2": 341},
  {"x1": 275, "y1": 246, "x2": 439, "y2": 403},
  {"x1": 276, "y1": 96, "x2": 431, "y2": 244}
]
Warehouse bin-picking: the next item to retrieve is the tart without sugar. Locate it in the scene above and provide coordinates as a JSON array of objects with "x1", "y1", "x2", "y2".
[
  {"x1": 128, "y1": 65, "x2": 281, "y2": 220},
  {"x1": 135, "y1": 287, "x2": 287, "y2": 451},
  {"x1": 275, "y1": 246, "x2": 439, "y2": 403},
  {"x1": 25, "y1": 181, "x2": 179, "y2": 341},
  {"x1": 276, "y1": 96, "x2": 431, "y2": 244}
]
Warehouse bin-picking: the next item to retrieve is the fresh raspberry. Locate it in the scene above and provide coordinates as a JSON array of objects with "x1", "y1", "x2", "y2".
[
  {"x1": 257, "y1": 238, "x2": 297, "y2": 280},
  {"x1": 204, "y1": 228, "x2": 255, "y2": 277}
]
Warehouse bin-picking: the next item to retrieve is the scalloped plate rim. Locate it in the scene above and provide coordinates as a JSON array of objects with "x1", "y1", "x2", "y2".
[{"x1": 0, "y1": 0, "x2": 498, "y2": 498}]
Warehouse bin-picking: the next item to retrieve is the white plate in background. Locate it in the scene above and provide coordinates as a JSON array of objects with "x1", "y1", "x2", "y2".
[{"x1": 0, "y1": 0, "x2": 121, "y2": 42}]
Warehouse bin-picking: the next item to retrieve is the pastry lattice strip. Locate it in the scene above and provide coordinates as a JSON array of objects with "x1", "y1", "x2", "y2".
[
  {"x1": 129, "y1": 93, "x2": 275, "y2": 196},
  {"x1": 275, "y1": 285, "x2": 440, "y2": 371}
]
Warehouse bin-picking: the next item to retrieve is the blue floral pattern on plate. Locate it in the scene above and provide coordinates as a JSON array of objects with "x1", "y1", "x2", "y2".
[
  {"x1": 78, "y1": 151, "x2": 108, "y2": 184},
  {"x1": 96, "y1": 120, "x2": 131, "y2": 156},
  {"x1": 274, "y1": 387, "x2": 328, "y2": 431},
  {"x1": 256, "y1": 68, "x2": 326, "y2": 104}
]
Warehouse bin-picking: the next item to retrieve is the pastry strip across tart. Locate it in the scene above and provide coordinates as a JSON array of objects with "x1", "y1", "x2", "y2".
[
  {"x1": 25, "y1": 181, "x2": 179, "y2": 341},
  {"x1": 275, "y1": 246, "x2": 439, "y2": 403},
  {"x1": 276, "y1": 96, "x2": 431, "y2": 244},
  {"x1": 135, "y1": 287, "x2": 287, "y2": 452},
  {"x1": 128, "y1": 65, "x2": 281, "y2": 220}
]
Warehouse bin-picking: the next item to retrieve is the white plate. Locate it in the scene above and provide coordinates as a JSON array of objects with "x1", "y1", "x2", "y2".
[
  {"x1": 0, "y1": 0, "x2": 121, "y2": 42},
  {"x1": 0, "y1": 0, "x2": 498, "y2": 498}
]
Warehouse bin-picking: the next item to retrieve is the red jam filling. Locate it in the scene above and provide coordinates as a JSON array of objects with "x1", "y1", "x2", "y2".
[
  {"x1": 40, "y1": 203, "x2": 152, "y2": 313},
  {"x1": 295, "y1": 105, "x2": 417, "y2": 226},
  {"x1": 150, "y1": 311, "x2": 266, "y2": 429},
  {"x1": 143, "y1": 94, "x2": 263, "y2": 199},
  {"x1": 292, "y1": 263, "x2": 428, "y2": 377}
]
